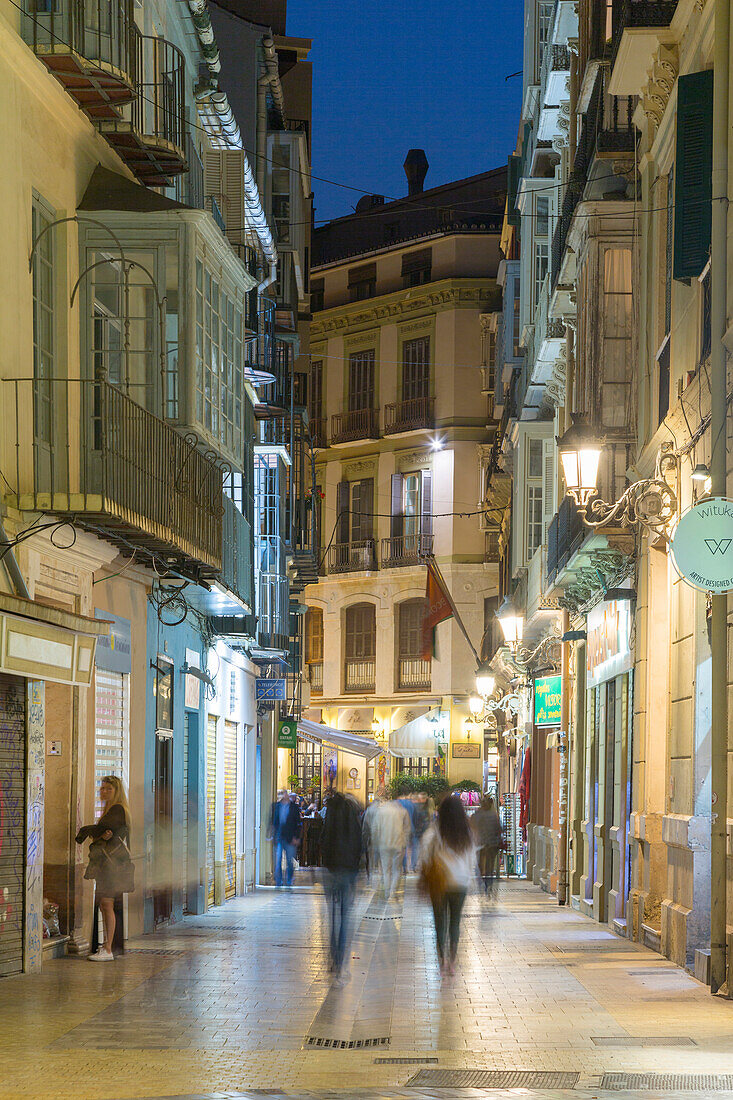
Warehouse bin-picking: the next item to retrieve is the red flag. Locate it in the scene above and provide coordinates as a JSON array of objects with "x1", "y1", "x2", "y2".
[{"x1": 421, "y1": 558, "x2": 453, "y2": 660}]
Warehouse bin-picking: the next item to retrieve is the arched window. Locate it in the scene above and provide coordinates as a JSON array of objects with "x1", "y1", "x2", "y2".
[
  {"x1": 344, "y1": 603, "x2": 376, "y2": 692},
  {"x1": 305, "y1": 607, "x2": 324, "y2": 694},
  {"x1": 397, "y1": 598, "x2": 430, "y2": 690}
]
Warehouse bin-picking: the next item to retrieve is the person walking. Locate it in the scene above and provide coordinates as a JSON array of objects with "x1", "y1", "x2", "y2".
[
  {"x1": 419, "y1": 794, "x2": 476, "y2": 976},
  {"x1": 76, "y1": 775, "x2": 133, "y2": 961},
  {"x1": 320, "y1": 791, "x2": 362, "y2": 983},
  {"x1": 361, "y1": 793, "x2": 382, "y2": 881},
  {"x1": 372, "y1": 794, "x2": 411, "y2": 901},
  {"x1": 268, "y1": 788, "x2": 302, "y2": 888},
  {"x1": 412, "y1": 792, "x2": 431, "y2": 868},
  {"x1": 471, "y1": 795, "x2": 503, "y2": 895}
]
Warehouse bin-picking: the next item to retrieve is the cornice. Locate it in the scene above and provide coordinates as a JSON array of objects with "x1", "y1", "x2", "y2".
[{"x1": 310, "y1": 279, "x2": 498, "y2": 337}]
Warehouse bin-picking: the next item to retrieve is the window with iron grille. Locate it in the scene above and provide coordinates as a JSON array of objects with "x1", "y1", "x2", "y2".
[
  {"x1": 348, "y1": 349, "x2": 375, "y2": 411},
  {"x1": 398, "y1": 600, "x2": 425, "y2": 658},
  {"x1": 305, "y1": 606, "x2": 324, "y2": 662},
  {"x1": 345, "y1": 603, "x2": 376, "y2": 660},
  {"x1": 32, "y1": 199, "x2": 54, "y2": 445},
  {"x1": 402, "y1": 337, "x2": 430, "y2": 402}
]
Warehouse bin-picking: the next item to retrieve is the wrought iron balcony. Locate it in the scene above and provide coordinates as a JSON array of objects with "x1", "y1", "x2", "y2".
[
  {"x1": 398, "y1": 657, "x2": 431, "y2": 691},
  {"x1": 21, "y1": 0, "x2": 135, "y2": 120},
  {"x1": 220, "y1": 495, "x2": 253, "y2": 611},
  {"x1": 546, "y1": 495, "x2": 586, "y2": 585},
  {"x1": 309, "y1": 417, "x2": 328, "y2": 449},
  {"x1": 254, "y1": 534, "x2": 290, "y2": 651},
  {"x1": 611, "y1": 0, "x2": 679, "y2": 72},
  {"x1": 331, "y1": 407, "x2": 379, "y2": 444},
  {"x1": 98, "y1": 31, "x2": 187, "y2": 187},
  {"x1": 4, "y1": 378, "x2": 222, "y2": 577},
  {"x1": 384, "y1": 396, "x2": 434, "y2": 435},
  {"x1": 328, "y1": 540, "x2": 377, "y2": 574},
  {"x1": 308, "y1": 661, "x2": 323, "y2": 694},
  {"x1": 344, "y1": 658, "x2": 375, "y2": 693},
  {"x1": 380, "y1": 533, "x2": 433, "y2": 568}
]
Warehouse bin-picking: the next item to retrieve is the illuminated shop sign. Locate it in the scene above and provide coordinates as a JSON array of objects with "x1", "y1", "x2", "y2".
[
  {"x1": 586, "y1": 598, "x2": 633, "y2": 687},
  {"x1": 534, "y1": 675, "x2": 561, "y2": 727}
]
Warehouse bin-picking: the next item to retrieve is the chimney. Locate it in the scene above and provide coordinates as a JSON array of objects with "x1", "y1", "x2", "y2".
[{"x1": 404, "y1": 149, "x2": 428, "y2": 196}]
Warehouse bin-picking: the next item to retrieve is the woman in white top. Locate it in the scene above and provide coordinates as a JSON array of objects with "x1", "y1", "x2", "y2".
[{"x1": 419, "y1": 794, "x2": 476, "y2": 975}]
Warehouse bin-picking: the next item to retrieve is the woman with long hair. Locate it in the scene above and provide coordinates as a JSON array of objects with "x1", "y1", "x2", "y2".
[
  {"x1": 76, "y1": 775, "x2": 131, "y2": 961},
  {"x1": 419, "y1": 794, "x2": 476, "y2": 976}
]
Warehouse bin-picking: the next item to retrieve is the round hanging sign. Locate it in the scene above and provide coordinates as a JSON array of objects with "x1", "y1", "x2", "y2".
[{"x1": 670, "y1": 497, "x2": 733, "y2": 592}]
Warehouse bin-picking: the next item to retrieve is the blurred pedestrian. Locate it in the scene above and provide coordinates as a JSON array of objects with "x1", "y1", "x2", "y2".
[
  {"x1": 372, "y1": 794, "x2": 411, "y2": 901},
  {"x1": 268, "y1": 788, "x2": 302, "y2": 888},
  {"x1": 398, "y1": 793, "x2": 417, "y2": 870},
  {"x1": 471, "y1": 795, "x2": 503, "y2": 895},
  {"x1": 321, "y1": 791, "x2": 362, "y2": 983},
  {"x1": 362, "y1": 792, "x2": 383, "y2": 880},
  {"x1": 419, "y1": 794, "x2": 476, "y2": 976},
  {"x1": 412, "y1": 792, "x2": 431, "y2": 867},
  {"x1": 76, "y1": 775, "x2": 133, "y2": 961}
]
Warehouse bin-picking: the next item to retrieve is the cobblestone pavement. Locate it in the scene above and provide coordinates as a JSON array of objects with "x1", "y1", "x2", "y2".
[{"x1": 2, "y1": 878, "x2": 733, "y2": 1099}]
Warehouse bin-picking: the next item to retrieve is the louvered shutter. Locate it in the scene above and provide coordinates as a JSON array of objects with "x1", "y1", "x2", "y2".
[
  {"x1": 542, "y1": 440, "x2": 555, "y2": 537},
  {"x1": 223, "y1": 151, "x2": 245, "y2": 232},
  {"x1": 336, "y1": 479, "x2": 350, "y2": 544},
  {"x1": 390, "y1": 473, "x2": 404, "y2": 539},
  {"x1": 361, "y1": 478, "x2": 374, "y2": 541},
  {"x1": 674, "y1": 69, "x2": 713, "y2": 281},
  {"x1": 421, "y1": 470, "x2": 433, "y2": 540},
  {"x1": 204, "y1": 151, "x2": 223, "y2": 207}
]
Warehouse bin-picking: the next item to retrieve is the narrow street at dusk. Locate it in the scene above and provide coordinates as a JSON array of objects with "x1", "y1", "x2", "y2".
[{"x1": 1, "y1": 880, "x2": 732, "y2": 1099}]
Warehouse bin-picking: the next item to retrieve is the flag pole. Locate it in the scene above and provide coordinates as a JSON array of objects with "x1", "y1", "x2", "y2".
[{"x1": 425, "y1": 555, "x2": 481, "y2": 666}]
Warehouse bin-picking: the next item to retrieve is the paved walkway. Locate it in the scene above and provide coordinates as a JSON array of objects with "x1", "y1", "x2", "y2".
[{"x1": 1, "y1": 878, "x2": 733, "y2": 1099}]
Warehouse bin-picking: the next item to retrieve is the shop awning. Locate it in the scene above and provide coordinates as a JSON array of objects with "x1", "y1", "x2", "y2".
[
  {"x1": 296, "y1": 718, "x2": 384, "y2": 761},
  {"x1": 389, "y1": 709, "x2": 450, "y2": 759}
]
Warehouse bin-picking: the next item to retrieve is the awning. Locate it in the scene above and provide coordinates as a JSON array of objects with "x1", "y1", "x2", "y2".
[
  {"x1": 296, "y1": 718, "x2": 384, "y2": 761},
  {"x1": 389, "y1": 709, "x2": 450, "y2": 759},
  {"x1": 0, "y1": 592, "x2": 108, "y2": 687}
]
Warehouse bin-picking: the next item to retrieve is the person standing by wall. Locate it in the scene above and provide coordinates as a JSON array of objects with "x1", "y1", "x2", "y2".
[
  {"x1": 320, "y1": 791, "x2": 362, "y2": 984},
  {"x1": 76, "y1": 776, "x2": 133, "y2": 961},
  {"x1": 268, "y1": 789, "x2": 303, "y2": 888},
  {"x1": 419, "y1": 795, "x2": 476, "y2": 976}
]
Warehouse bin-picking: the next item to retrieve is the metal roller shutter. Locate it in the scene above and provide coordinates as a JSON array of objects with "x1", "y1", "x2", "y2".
[
  {"x1": 206, "y1": 716, "x2": 217, "y2": 908},
  {"x1": 183, "y1": 712, "x2": 189, "y2": 913},
  {"x1": 223, "y1": 721, "x2": 237, "y2": 900},
  {"x1": 94, "y1": 670, "x2": 129, "y2": 817},
  {"x1": 0, "y1": 674, "x2": 26, "y2": 978}
]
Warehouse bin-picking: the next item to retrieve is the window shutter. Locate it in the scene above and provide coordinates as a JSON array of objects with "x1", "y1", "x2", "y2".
[
  {"x1": 421, "y1": 470, "x2": 433, "y2": 539},
  {"x1": 390, "y1": 473, "x2": 404, "y2": 539},
  {"x1": 336, "y1": 479, "x2": 349, "y2": 544},
  {"x1": 542, "y1": 441, "x2": 555, "y2": 536},
  {"x1": 507, "y1": 154, "x2": 521, "y2": 228},
  {"x1": 204, "y1": 151, "x2": 223, "y2": 205},
  {"x1": 401, "y1": 248, "x2": 432, "y2": 275},
  {"x1": 353, "y1": 478, "x2": 374, "y2": 541},
  {"x1": 674, "y1": 69, "x2": 713, "y2": 281}
]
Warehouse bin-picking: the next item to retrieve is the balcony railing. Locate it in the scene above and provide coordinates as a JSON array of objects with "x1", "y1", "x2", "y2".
[
  {"x1": 546, "y1": 495, "x2": 586, "y2": 585},
  {"x1": 220, "y1": 495, "x2": 253, "y2": 611},
  {"x1": 255, "y1": 533, "x2": 289, "y2": 650},
  {"x1": 381, "y1": 533, "x2": 433, "y2": 568},
  {"x1": 384, "y1": 396, "x2": 434, "y2": 435},
  {"x1": 345, "y1": 658, "x2": 376, "y2": 693},
  {"x1": 4, "y1": 378, "x2": 222, "y2": 574},
  {"x1": 21, "y1": 0, "x2": 135, "y2": 120},
  {"x1": 331, "y1": 407, "x2": 379, "y2": 443},
  {"x1": 328, "y1": 540, "x2": 377, "y2": 574},
  {"x1": 398, "y1": 658, "x2": 431, "y2": 691},
  {"x1": 206, "y1": 195, "x2": 226, "y2": 233},
  {"x1": 611, "y1": 0, "x2": 679, "y2": 72},
  {"x1": 308, "y1": 661, "x2": 323, "y2": 694},
  {"x1": 309, "y1": 417, "x2": 328, "y2": 448},
  {"x1": 98, "y1": 31, "x2": 187, "y2": 187},
  {"x1": 246, "y1": 298, "x2": 276, "y2": 384}
]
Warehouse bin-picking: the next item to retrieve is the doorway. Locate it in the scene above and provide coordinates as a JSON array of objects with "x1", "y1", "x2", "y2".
[{"x1": 153, "y1": 733, "x2": 173, "y2": 925}]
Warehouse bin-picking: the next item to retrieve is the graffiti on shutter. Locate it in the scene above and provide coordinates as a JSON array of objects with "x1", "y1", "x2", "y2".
[{"x1": 0, "y1": 674, "x2": 26, "y2": 977}]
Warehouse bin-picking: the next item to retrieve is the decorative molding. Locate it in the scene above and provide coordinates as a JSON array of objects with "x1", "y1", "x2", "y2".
[
  {"x1": 310, "y1": 281, "x2": 497, "y2": 337},
  {"x1": 641, "y1": 43, "x2": 679, "y2": 139},
  {"x1": 344, "y1": 329, "x2": 379, "y2": 349},
  {"x1": 395, "y1": 449, "x2": 432, "y2": 472},
  {"x1": 398, "y1": 318, "x2": 433, "y2": 335},
  {"x1": 344, "y1": 458, "x2": 377, "y2": 478}
]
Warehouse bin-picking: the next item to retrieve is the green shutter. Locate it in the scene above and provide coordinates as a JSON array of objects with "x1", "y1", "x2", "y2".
[
  {"x1": 507, "y1": 154, "x2": 521, "y2": 228},
  {"x1": 674, "y1": 69, "x2": 713, "y2": 281}
]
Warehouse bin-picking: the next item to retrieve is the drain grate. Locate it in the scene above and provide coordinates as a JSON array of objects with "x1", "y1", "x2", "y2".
[
  {"x1": 374, "y1": 1057, "x2": 439, "y2": 1064},
  {"x1": 592, "y1": 1036, "x2": 696, "y2": 1047},
  {"x1": 406, "y1": 1070, "x2": 580, "y2": 1088},
  {"x1": 305, "y1": 1035, "x2": 389, "y2": 1050},
  {"x1": 124, "y1": 948, "x2": 186, "y2": 957},
  {"x1": 601, "y1": 1073, "x2": 733, "y2": 1091}
]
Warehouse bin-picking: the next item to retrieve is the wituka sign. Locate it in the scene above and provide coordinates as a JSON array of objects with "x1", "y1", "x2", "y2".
[{"x1": 670, "y1": 497, "x2": 733, "y2": 592}]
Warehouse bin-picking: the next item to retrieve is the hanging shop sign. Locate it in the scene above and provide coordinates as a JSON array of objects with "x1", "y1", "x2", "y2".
[
  {"x1": 278, "y1": 718, "x2": 297, "y2": 749},
  {"x1": 256, "y1": 677, "x2": 286, "y2": 701},
  {"x1": 586, "y1": 599, "x2": 633, "y2": 688},
  {"x1": 94, "y1": 610, "x2": 131, "y2": 674},
  {"x1": 670, "y1": 497, "x2": 733, "y2": 593},
  {"x1": 534, "y1": 675, "x2": 562, "y2": 726}
]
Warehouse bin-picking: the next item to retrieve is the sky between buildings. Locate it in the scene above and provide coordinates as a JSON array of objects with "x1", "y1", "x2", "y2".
[{"x1": 286, "y1": 0, "x2": 524, "y2": 224}]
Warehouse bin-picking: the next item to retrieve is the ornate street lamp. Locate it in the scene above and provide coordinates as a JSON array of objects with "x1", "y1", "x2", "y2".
[
  {"x1": 475, "y1": 663, "x2": 495, "y2": 700},
  {"x1": 557, "y1": 417, "x2": 677, "y2": 535},
  {"x1": 496, "y1": 595, "x2": 524, "y2": 651}
]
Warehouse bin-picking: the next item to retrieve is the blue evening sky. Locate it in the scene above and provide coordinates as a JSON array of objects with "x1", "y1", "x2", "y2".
[{"x1": 286, "y1": 0, "x2": 525, "y2": 224}]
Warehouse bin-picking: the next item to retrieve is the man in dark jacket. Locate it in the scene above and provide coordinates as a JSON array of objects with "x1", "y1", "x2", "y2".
[
  {"x1": 320, "y1": 791, "x2": 362, "y2": 982},
  {"x1": 268, "y1": 789, "x2": 302, "y2": 888}
]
